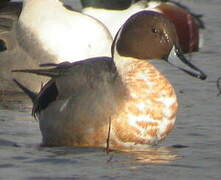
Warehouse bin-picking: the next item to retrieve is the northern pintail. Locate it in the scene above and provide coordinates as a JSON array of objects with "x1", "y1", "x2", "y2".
[{"x1": 13, "y1": 11, "x2": 207, "y2": 150}]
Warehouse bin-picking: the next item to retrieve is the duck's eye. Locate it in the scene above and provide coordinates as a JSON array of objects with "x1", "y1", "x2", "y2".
[{"x1": 151, "y1": 27, "x2": 157, "y2": 33}]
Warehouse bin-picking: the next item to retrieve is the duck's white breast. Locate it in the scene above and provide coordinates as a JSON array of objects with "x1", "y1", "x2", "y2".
[{"x1": 18, "y1": 0, "x2": 113, "y2": 62}]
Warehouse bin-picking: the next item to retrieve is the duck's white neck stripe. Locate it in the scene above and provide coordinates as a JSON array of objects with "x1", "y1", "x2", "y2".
[
  {"x1": 113, "y1": 26, "x2": 135, "y2": 72},
  {"x1": 146, "y1": 1, "x2": 161, "y2": 9},
  {"x1": 113, "y1": 26, "x2": 150, "y2": 75}
]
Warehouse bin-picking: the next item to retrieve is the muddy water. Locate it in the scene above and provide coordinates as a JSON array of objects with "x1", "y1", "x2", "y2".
[{"x1": 0, "y1": 0, "x2": 221, "y2": 179}]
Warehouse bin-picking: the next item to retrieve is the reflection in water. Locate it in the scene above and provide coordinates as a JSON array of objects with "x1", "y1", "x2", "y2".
[
  {"x1": 101, "y1": 146, "x2": 183, "y2": 165},
  {"x1": 117, "y1": 146, "x2": 183, "y2": 164},
  {"x1": 18, "y1": 144, "x2": 183, "y2": 166},
  {"x1": 38, "y1": 146, "x2": 107, "y2": 157}
]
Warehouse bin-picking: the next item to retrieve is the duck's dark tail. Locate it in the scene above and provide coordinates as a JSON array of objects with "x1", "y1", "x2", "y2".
[{"x1": 12, "y1": 79, "x2": 37, "y2": 103}]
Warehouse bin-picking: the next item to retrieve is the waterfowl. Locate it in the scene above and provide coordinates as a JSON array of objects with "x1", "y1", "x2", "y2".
[
  {"x1": 17, "y1": 0, "x2": 113, "y2": 63},
  {"x1": 0, "y1": 0, "x2": 112, "y2": 93},
  {"x1": 13, "y1": 11, "x2": 206, "y2": 150},
  {"x1": 83, "y1": 0, "x2": 204, "y2": 53}
]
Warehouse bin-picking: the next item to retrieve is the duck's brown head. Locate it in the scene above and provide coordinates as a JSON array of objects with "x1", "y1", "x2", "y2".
[
  {"x1": 112, "y1": 10, "x2": 178, "y2": 60},
  {"x1": 112, "y1": 10, "x2": 206, "y2": 80}
]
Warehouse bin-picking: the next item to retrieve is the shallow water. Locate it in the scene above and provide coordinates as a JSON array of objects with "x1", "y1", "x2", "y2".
[{"x1": 0, "y1": 0, "x2": 221, "y2": 179}]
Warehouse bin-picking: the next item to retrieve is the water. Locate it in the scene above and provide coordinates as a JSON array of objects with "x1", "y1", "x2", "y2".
[{"x1": 0, "y1": 0, "x2": 221, "y2": 179}]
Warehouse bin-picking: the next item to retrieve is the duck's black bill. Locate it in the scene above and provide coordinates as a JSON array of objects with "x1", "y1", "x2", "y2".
[{"x1": 166, "y1": 45, "x2": 207, "y2": 80}]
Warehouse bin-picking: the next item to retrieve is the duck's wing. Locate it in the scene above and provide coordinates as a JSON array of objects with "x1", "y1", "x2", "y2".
[{"x1": 13, "y1": 57, "x2": 120, "y2": 118}]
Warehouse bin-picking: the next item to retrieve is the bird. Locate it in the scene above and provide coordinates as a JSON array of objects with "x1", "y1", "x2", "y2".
[
  {"x1": 13, "y1": 11, "x2": 207, "y2": 150},
  {"x1": 17, "y1": 0, "x2": 113, "y2": 63},
  {"x1": 0, "y1": 0, "x2": 113, "y2": 93},
  {"x1": 82, "y1": 0, "x2": 205, "y2": 54}
]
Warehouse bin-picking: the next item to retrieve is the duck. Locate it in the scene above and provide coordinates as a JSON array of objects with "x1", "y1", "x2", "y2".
[
  {"x1": 82, "y1": 0, "x2": 205, "y2": 54},
  {"x1": 13, "y1": 11, "x2": 207, "y2": 150},
  {"x1": 0, "y1": 0, "x2": 113, "y2": 93},
  {"x1": 17, "y1": 0, "x2": 113, "y2": 63}
]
